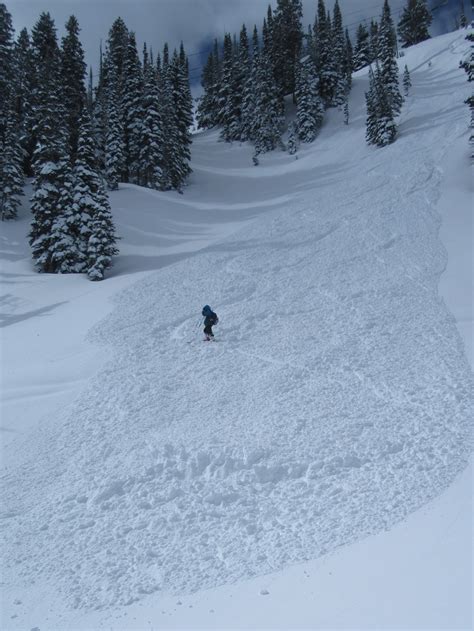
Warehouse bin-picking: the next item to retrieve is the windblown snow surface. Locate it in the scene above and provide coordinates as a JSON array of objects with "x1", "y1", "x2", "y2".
[{"x1": 1, "y1": 30, "x2": 473, "y2": 627}]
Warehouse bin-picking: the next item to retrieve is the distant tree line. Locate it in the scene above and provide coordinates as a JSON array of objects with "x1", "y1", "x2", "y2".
[
  {"x1": 197, "y1": 0, "x2": 433, "y2": 158},
  {"x1": 197, "y1": 0, "x2": 353, "y2": 163},
  {"x1": 0, "y1": 4, "x2": 193, "y2": 280}
]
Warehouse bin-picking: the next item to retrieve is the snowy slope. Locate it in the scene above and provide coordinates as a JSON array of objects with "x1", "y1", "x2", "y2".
[{"x1": 1, "y1": 30, "x2": 473, "y2": 630}]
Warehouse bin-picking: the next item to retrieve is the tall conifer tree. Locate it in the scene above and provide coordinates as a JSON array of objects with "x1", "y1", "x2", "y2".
[
  {"x1": 272, "y1": 0, "x2": 303, "y2": 98},
  {"x1": 60, "y1": 15, "x2": 86, "y2": 160},
  {"x1": 354, "y1": 23, "x2": 370, "y2": 70},
  {"x1": 378, "y1": 0, "x2": 403, "y2": 115},
  {"x1": 29, "y1": 12, "x2": 70, "y2": 273},
  {"x1": 74, "y1": 109, "x2": 118, "y2": 280},
  {"x1": 295, "y1": 54, "x2": 324, "y2": 142},
  {"x1": 0, "y1": 109, "x2": 24, "y2": 220},
  {"x1": 122, "y1": 32, "x2": 143, "y2": 183},
  {"x1": 398, "y1": 0, "x2": 432, "y2": 48}
]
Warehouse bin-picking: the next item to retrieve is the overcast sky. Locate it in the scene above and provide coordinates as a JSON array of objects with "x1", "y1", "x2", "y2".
[{"x1": 7, "y1": 0, "x2": 467, "y2": 87}]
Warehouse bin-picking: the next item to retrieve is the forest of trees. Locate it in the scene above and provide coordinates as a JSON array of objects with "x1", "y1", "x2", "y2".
[
  {"x1": 0, "y1": 3, "x2": 193, "y2": 279},
  {"x1": 197, "y1": 0, "x2": 429, "y2": 156},
  {"x1": 197, "y1": 0, "x2": 353, "y2": 163},
  {"x1": 0, "y1": 0, "x2": 444, "y2": 279}
]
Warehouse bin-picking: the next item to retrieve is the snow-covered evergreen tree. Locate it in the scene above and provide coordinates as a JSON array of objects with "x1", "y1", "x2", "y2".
[
  {"x1": 0, "y1": 108, "x2": 24, "y2": 220},
  {"x1": 139, "y1": 51, "x2": 163, "y2": 188},
  {"x1": 197, "y1": 44, "x2": 220, "y2": 129},
  {"x1": 74, "y1": 109, "x2": 118, "y2": 280},
  {"x1": 369, "y1": 20, "x2": 379, "y2": 64},
  {"x1": 344, "y1": 28, "x2": 353, "y2": 90},
  {"x1": 354, "y1": 23, "x2": 370, "y2": 70},
  {"x1": 60, "y1": 15, "x2": 86, "y2": 160},
  {"x1": 252, "y1": 26, "x2": 284, "y2": 159},
  {"x1": 219, "y1": 33, "x2": 240, "y2": 141},
  {"x1": 366, "y1": 63, "x2": 397, "y2": 147},
  {"x1": 158, "y1": 50, "x2": 181, "y2": 190},
  {"x1": 48, "y1": 163, "x2": 85, "y2": 273},
  {"x1": 332, "y1": 0, "x2": 349, "y2": 106},
  {"x1": 121, "y1": 32, "x2": 143, "y2": 183},
  {"x1": 91, "y1": 46, "x2": 107, "y2": 172},
  {"x1": 0, "y1": 2, "x2": 15, "y2": 145},
  {"x1": 104, "y1": 64, "x2": 124, "y2": 190},
  {"x1": 105, "y1": 17, "x2": 129, "y2": 97},
  {"x1": 168, "y1": 48, "x2": 192, "y2": 186},
  {"x1": 234, "y1": 24, "x2": 250, "y2": 140},
  {"x1": 13, "y1": 28, "x2": 36, "y2": 175},
  {"x1": 403, "y1": 64, "x2": 412, "y2": 96},
  {"x1": 286, "y1": 120, "x2": 299, "y2": 154},
  {"x1": 272, "y1": 0, "x2": 303, "y2": 98},
  {"x1": 295, "y1": 54, "x2": 324, "y2": 142},
  {"x1": 398, "y1": 0, "x2": 432, "y2": 48},
  {"x1": 241, "y1": 26, "x2": 260, "y2": 143},
  {"x1": 378, "y1": 0, "x2": 403, "y2": 116},
  {"x1": 29, "y1": 12, "x2": 70, "y2": 273},
  {"x1": 315, "y1": 0, "x2": 337, "y2": 106}
]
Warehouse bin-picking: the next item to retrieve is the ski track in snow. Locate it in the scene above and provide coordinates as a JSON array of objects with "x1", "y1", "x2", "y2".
[{"x1": 1, "y1": 32, "x2": 473, "y2": 614}]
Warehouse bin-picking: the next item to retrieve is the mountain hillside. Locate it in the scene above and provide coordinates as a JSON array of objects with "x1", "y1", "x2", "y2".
[{"x1": 1, "y1": 29, "x2": 473, "y2": 630}]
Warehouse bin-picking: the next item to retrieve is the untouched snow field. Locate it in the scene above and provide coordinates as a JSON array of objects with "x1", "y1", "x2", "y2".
[{"x1": 1, "y1": 31, "x2": 473, "y2": 629}]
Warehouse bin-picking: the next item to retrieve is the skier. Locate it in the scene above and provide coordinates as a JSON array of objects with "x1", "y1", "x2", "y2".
[{"x1": 202, "y1": 304, "x2": 219, "y2": 341}]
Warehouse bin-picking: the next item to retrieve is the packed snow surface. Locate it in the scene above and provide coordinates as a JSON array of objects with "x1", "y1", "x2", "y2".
[{"x1": 1, "y1": 30, "x2": 473, "y2": 625}]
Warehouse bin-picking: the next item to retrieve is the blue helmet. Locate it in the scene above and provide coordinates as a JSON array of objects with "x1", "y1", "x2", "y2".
[{"x1": 202, "y1": 304, "x2": 212, "y2": 316}]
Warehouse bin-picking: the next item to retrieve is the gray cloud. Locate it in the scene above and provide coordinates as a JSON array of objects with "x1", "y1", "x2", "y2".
[{"x1": 7, "y1": 0, "x2": 459, "y2": 88}]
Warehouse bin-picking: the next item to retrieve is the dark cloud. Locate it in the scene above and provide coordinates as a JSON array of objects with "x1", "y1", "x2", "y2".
[{"x1": 7, "y1": 0, "x2": 468, "y2": 88}]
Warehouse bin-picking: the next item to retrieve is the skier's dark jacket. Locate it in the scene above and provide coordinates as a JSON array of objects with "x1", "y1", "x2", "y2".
[{"x1": 202, "y1": 305, "x2": 218, "y2": 327}]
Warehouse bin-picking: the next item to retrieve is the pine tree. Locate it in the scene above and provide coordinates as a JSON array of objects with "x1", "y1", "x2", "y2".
[
  {"x1": 235, "y1": 24, "x2": 250, "y2": 140},
  {"x1": 0, "y1": 2, "x2": 15, "y2": 146},
  {"x1": 378, "y1": 0, "x2": 403, "y2": 116},
  {"x1": 398, "y1": 0, "x2": 432, "y2": 48},
  {"x1": 74, "y1": 109, "x2": 118, "y2": 280},
  {"x1": 241, "y1": 26, "x2": 260, "y2": 143},
  {"x1": 60, "y1": 15, "x2": 86, "y2": 160},
  {"x1": 139, "y1": 53, "x2": 163, "y2": 188},
  {"x1": 105, "y1": 17, "x2": 129, "y2": 97},
  {"x1": 48, "y1": 163, "x2": 85, "y2": 273},
  {"x1": 354, "y1": 23, "x2": 370, "y2": 70},
  {"x1": 87, "y1": 66, "x2": 93, "y2": 114},
  {"x1": 344, "y1": 28, "x2": 353, "y2": 90},
  {"x1": 403, "y1": 64, "x2": 412, "y2": 96},
  {"x1": 104, "y1": 64, "x2": 124, "y2": 190},
  {"x1": 315, "y1": 0, "x2": 337, "y2": 106},
  {"x1": 365, "y1": 63, "x2": 397, "y2": 147},
  {"x1": 121, "y1": 32, "x2": 143, "y2": 183},
  {"x1": 197, "y1": 46, "x2": 219, "y2": 129},
  {"x1": 369, "y1": 20, "x2": 379, "y2": 64},
  {"x1": 0, "y1": 108, "x2": 24, "y2": 220},
  {"x1": 219, "y1": 33, "x2": 240, "y2": 141},
  {"x1": 286, "y1": 120, "x2": 299, "y2": 154},
  {"x1": 332, "y1": 0, "x2": 349, "y2": 106},
  {"x1": 91, "y1": 45, "x2": 107, "y2": 172},
  {"x1": 158, "y1": 49, "x2": 182, "y2": 190},
  {"x1": 168, "y1": 48, "x2": 192, "y2": 187},
  {"x1": 13, "y1": 28, "x2": 36, "y2": 175},
  {"x1": 295, "y1": 54, "x2": 324, "y2": 142},
  {"x1": 252, "y1": 34, "x2": 284, "y2": 158},
  {"x1": 29, "y1": 12, "x2": 70, "y2": 273},
  {"x1": 272, "y1": 0, "x2": 303, "y2": 98}
]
